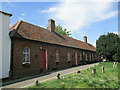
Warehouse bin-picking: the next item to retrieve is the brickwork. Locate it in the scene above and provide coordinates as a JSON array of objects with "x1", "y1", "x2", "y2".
[{"x1": 11, "y1": 38, "x2": 99, "y2": 79}]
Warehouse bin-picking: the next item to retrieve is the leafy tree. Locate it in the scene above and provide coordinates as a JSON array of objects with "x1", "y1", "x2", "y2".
[
  {"x1": 96, "y1": 33, "x2": 120, "y2": 62},
  {"x1": 112, "y1": 39, "x2": 120, "y2": 61},
  {"x1": 55, "y1": 25, "x2": 71, "y2": 36},
  {"x1": 47, "y1": 25, "x2": 71, "y2": 36}
]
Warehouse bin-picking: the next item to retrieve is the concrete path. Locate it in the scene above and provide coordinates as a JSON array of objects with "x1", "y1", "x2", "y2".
[{"x1": 1, "y1": 63, "x2": 99, "y2": 89}]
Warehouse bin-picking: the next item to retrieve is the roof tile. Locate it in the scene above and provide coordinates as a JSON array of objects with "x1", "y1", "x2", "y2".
[{"x1": 10, "y1": 20, "x2": 96, "y2": 52}]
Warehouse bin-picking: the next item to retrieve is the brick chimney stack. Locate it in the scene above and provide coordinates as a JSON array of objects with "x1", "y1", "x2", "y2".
[
  {"x1": 48, "y1": 19, "x2": 55, "y2": 32},
  {"x1": 84, "y1": 36, "x2": 87, "y2": 43}
]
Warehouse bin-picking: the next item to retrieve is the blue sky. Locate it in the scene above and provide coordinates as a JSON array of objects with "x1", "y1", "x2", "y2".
[{"x1": 1, "y1": 1, "x2": 118, "y2": 47}]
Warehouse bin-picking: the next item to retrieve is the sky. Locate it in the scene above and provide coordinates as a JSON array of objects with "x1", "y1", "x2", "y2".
[{"x1": 1, "y1": 0, "x2": 119, "y2": 47}]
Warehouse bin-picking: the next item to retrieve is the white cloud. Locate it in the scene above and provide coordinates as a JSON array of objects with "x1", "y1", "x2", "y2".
[
  {"x1": 21, "y1": 13, "x2": 26, "y2": 16},
  {"x1": 18, "y1": 13, "x2": 26, "y2": 20},
  {"x1": 93, "y1": 42, "x2": 96, "y2": 47},
  {"x1": 41, "y1": 0, "x2": 117, "y2": 34},
  {"x1": 113, "y1": 32, "x2": 118, "y2": 35},
  {"x1": 41, "y1": 7, "x2": 57, "y2": 13}
]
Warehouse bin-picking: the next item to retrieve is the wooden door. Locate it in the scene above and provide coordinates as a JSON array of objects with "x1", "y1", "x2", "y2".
[
  {"x1": 74, "y1": 52, "x2": 77, "y2": 65},
  {"x1": 41, "y1": 50, "x2": 46, "y2": 70}
]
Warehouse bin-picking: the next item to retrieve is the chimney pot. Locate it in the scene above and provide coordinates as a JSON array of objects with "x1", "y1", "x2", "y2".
[
  {"x1": 48, "y1": 19, "x2": 55, "y2": 32},
  {"x1": 84, "y1": 36, "x2": 87, "y2": 43}
]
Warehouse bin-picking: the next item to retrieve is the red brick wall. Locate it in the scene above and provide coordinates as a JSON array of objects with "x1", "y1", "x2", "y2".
[{"x1": 11, "y1": 38, "x2": 99, "y2": 79}]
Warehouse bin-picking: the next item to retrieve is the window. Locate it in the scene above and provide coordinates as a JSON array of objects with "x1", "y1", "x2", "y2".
[
  {"x1": 23, "y1": 47, "x2": 30, "y2": 64},
  {"x1": 95, "y1": 55, "x2": 97, "y2": 60},
  {"x1": 83, "y1": 52, "x2": 85, "y2": 56},
  {"x1": 92, "y1": 54, "x2": 94, "y2": 60},
  {"x1": 67, "y1": 52, "x2": 71, "y2": 61},
  {"x1": 80, "y1": 53, "x2": 82, "y2": 60},
  {"x1": 56, "y1": 50, "x2": 59, "y2": 62},
  {"x1": 89, "y1": 54, "x2": 91, "y2": 61}
]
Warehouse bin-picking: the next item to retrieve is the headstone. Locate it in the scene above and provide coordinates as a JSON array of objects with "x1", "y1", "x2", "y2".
[
  {"x1": 57, "y1": 73, "x2": 60, "y2": 79},
  {"x1": 36, "y1": 80, "x2": 39, "y2": 86},
  {"x1": 92, "y1": 68, "x2": 96, "y2": 74},
  {"x1": 89, "y1": 67, "x2": 91, "y2": 69},
  {"x1": 116, "y1": 62, "x2": 118, "y2": 68},
  {"x1": 113, "y1": 62, "x2": 115, "y2": 68},
  {"x1": 102, "y1": 66, "x2": 105, "y2": 73},
  {"x1": 77, "y1": 71, "x2": 80, "y2": 73},
  {"x1": 113, "y1": 62, "x2": 117, "y2": 68}
]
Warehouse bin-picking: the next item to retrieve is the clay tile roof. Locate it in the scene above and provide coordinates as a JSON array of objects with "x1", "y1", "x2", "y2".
[{"x1": 10, "y1": 20, "x2": 96, "y2": 52}]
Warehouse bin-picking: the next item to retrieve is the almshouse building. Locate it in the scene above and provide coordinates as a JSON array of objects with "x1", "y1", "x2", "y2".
[{"x1": 0, "y1": 11, "x2": 100, "y2": 79}]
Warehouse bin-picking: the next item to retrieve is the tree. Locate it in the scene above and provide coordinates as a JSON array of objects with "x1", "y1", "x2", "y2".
[
  {"x1": 96, "y1": 33, "x2": 120, "y2": 62},
  {"x1": 112, "y1": 39, "x2": 120, "y2": 62},
  {"x1": 47, "y1": 25, "x2": 71, "y2": 36},
  {"x1": 55, "y1": 25, "x2": 71, "y2": 36}
]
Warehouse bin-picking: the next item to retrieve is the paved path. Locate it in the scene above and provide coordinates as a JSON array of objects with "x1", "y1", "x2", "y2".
[{"x1": 1, "y1": 63, "x2": 99, "y2": 89}]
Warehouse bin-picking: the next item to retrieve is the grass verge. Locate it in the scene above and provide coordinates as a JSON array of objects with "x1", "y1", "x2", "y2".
[{"x1": 29, "y1": 62, "x2": 119, "y2": 88}]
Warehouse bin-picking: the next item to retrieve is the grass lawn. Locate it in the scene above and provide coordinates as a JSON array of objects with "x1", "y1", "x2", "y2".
[{"x1": 30, "y1": 62, "x2": 119, "y2": 88}]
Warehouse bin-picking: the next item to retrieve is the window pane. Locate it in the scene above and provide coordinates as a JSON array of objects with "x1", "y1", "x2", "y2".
[
  {"x1": 23, "y1": 47, "x2": 30, "y2": 63},
  {"x1": 80, "y1": 53, "x2": 82, "y2": 60},
  {"x1": 67, "y1": 52, "x2": 70, "y2": 61},
  {"x1": 56, "y1": 50, "x2": 59, "y2": 62}
]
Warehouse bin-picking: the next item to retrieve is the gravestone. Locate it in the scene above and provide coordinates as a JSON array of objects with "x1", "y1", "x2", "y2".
[
  {"x1": 36, "y1": 80, "x2": 39, "y2": 86},
  {"x1": 77, "y1": 71, "x2": 80, "y2": 73},
  {"x1": 57, "y1": 73, "x2": 60, "y2": 79},
  {"x1": 92, "y1": 68, "x2": 96, "y2": 74},
  {"x1": 102, "y1": 66, "x2": 105, "y2": 73}
]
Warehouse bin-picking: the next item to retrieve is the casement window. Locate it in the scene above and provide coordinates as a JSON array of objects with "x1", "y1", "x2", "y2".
[
  {"x1": 23, "y1": 47, "x2": 30, "y2": 64},
  {"x1": 89, "y1": 54, "x2": 91, "y2": 61},
  {"x1": 95, "y1": 55, "x2": 96, "y2": 60},
  {"x1": 92, "y1": 54, "x2": 94, "y2": 60},
  {"x1": 56, "y1": 50, "x2": 59, "y2": 62},
  {"x1": 95, "y1": 55, "x2": 97, "y2": 60},
  {"x1": 80, "y1": 53, "x2": 82, "y2": 60},
  {"x1": 83, "y1": 52, "x2": 85, "y2": 56},
  {"x1": 67, "y1": 52, "x2": 71, "y2": 61}
]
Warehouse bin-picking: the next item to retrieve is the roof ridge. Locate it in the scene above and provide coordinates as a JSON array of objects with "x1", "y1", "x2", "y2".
[
  {"x1": 10, "y1": 20, "x2": 23, "y2": 30},
  {"x1": 21, "y1": 20, "x2": 48, "y2": 31}
]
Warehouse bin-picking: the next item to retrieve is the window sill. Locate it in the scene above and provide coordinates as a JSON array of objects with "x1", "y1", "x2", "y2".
[
  {"x1": 22, "y1": 62, "x2": 30, "y2": 65},
  {"x1": 55, "y1": 61, "x2": 59, "y2": 65},
  {"x1": 67, "y1": 61, "x2": 71, "y2": 63}
]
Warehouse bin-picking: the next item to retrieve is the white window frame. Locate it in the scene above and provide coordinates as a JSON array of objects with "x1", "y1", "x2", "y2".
[
  {"x1": 75, "y1": 52, "x2": 78, "y2": 65},
  {"x1": 23, "y1": 47, "x2": 30, "y2": 64},
  {"x1": 92, "y1": 54, "x2": 94, "y2": 61},
  {"x1": 80, "y1": 53, "x2": 82, "y2": 60},
  {"x1": 83, "y1": 52, "x2": 85, "y2": 56},
  {"x1": 89, "y1": 54, "x2": 91, "y2": 61},
  {"x1": 67, "y1": 52, "x2": 71, "y2": 61},
  {"x1": 56, "y1": 50, "x2": 59, "y2": 62}
]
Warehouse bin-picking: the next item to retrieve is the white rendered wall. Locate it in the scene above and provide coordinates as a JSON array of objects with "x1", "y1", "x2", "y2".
[
  {"x1": 0, "y1": 13, "x2": 2, "y2": 79},
  {"x1": 0, "y1": 13, "x2": 11, "y2": 79}
]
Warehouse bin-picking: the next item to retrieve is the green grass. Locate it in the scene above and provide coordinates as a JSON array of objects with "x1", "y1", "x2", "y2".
[{"x1": 29, "y1": 62, "x2": 119, "y2": 88}]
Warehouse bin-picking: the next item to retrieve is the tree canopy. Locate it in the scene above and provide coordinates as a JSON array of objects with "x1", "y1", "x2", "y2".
[
  {"x1": 96, "y1": 33, "x2": 120, "y2": 62},
  {"x1": 55, "y1": 25, "x2": 71, "y2": 36},
  {"x1": 47, "y1": 25, "x2": 71, "y2": 36}
]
